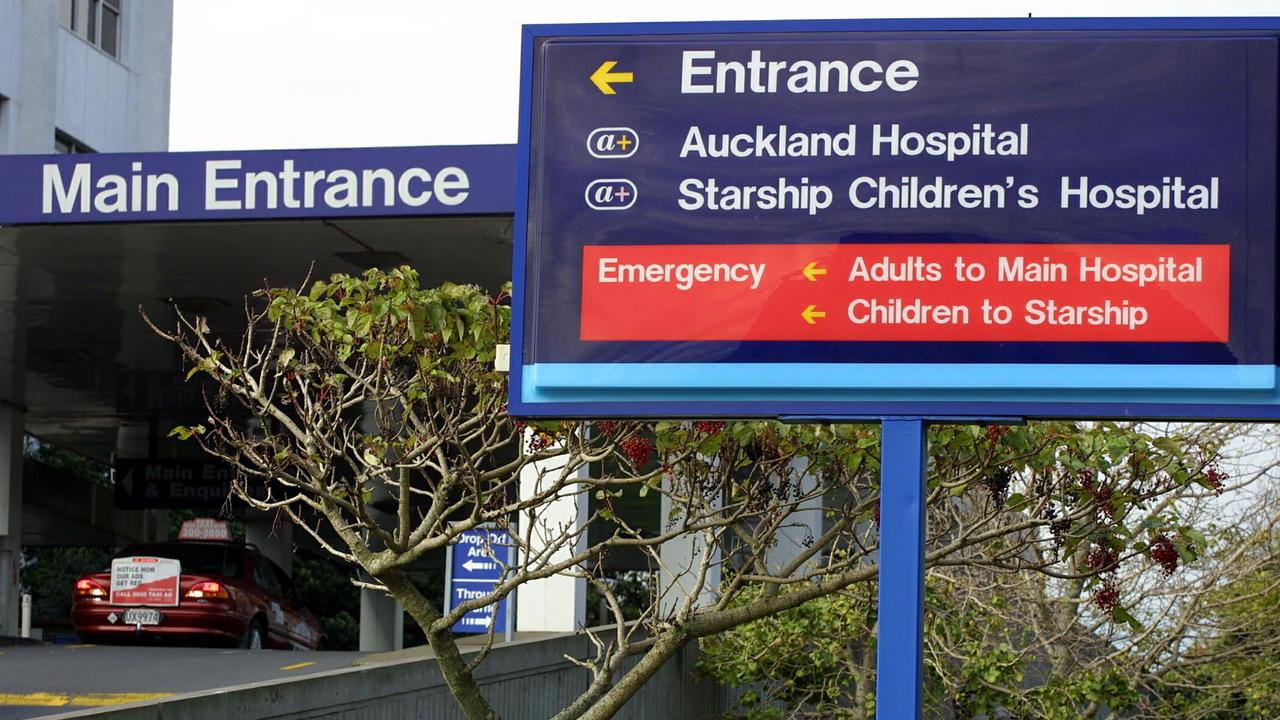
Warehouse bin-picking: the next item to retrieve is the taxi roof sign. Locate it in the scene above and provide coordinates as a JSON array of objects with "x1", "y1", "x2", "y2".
[{"x1": 177, "y1": 518, "x2": 231, "y2": 542}]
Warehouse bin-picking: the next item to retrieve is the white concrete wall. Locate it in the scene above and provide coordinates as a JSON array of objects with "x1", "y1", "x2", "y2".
[
  {"x1": 0, "y1": 1, "x2": 19, "y2": 94},
  {"x1": 0, "y1": 1, "x2": 23, "y2": 151},
  {"x1": 125, "y1": 1, "x2": 173, "y2": 151},
  {"x1": 3, "y1": 0, "x2": 58, "y2": 153},
  {"x1": 516, "y1": 442, "x2": 588, "y2": 633},
  {"x1": 0, "y1": 0, "x2": 172, "y2": 154}
]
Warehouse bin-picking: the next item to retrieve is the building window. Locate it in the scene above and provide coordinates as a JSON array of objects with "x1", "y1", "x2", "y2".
[
  {"x1": 54, "y1": 130, "x2": 95, "y2": 154},
  {"x1": 60, "y1": 0, "x2": 78, "y2": 31},
  {"x1": 60, "y1": 0, "x2": 122, "y2": 59}
]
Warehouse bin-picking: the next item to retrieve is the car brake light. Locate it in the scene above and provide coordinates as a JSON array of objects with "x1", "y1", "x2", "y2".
[
  {"x1": 75, "y1": 579, "x2": 106, "y2": 599},
  {"x1": 185, "y1": 581, "x2": 230, "y2": 600}
]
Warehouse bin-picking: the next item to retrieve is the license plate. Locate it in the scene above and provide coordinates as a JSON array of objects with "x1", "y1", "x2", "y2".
[{"x1": 123, "y1": 608, "x2": 163, "y2": 625}]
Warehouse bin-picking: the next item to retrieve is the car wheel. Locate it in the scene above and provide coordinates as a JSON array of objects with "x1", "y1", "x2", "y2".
[{"x1": 241, "y1": 618, "x2": 266, "y2": 650}]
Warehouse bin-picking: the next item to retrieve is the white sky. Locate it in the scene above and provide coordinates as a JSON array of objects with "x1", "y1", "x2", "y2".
[{"x1": 169, "y1": 1, "x2": 1279, "y2": 151}]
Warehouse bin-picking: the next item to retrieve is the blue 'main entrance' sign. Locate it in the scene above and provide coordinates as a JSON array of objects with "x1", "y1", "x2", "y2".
[
  {"x1": 511, "y1": 18, "x2": 1280, "y2": 420},
  {"x1": 0, "y1": 145, "x2": 515, "y2": 224}
]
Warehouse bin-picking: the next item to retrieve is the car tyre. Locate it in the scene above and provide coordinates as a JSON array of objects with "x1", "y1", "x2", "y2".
[{"x1": 241, "y1": 618, "x2": 266, "y2": 650}]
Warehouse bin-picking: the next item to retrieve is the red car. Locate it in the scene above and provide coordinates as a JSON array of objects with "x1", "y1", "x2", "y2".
[{"x1": 73, "y1": 541, "x2": 322, "y2": 650}]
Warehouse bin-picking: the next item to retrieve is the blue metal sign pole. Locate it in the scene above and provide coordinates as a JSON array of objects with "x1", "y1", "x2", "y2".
[{"x1": 876, "y1": 418, "x2": 928, "y2": 719}]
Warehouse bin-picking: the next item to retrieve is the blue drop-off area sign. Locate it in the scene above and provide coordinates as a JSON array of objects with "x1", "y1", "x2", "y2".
[
  {"x1": 510, "y1": 18, "x2": 1280, "y2": 420},
  {"x1": 445, "y1": 527, "x2": 515, "y2": 635}
]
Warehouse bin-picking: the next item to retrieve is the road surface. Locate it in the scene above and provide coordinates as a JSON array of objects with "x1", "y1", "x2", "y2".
[{"x1": 0, "y1": 643, "x2": 364, "y2": 719}]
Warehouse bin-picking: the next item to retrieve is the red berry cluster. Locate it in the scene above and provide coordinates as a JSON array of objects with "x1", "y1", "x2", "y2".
[
  {"x1": 596, "y1": 420, "x2": 620, "y2": 437},
  {"x1": 694, "y1": 421, "x2": 725, "y2": 436},
  {"x1": 527, "y1": 430, "x2": 555, "y2": 453},
  {"x1": 1149, "y1": 533, "x2": 1179, "y2": 576},
  {"x1": 1203, "y1": 464, "x2": 1228, "y2": 495},
  {"x1": 621, "y1": 436, "x2": 654, "y2": 467},
  {"x1": 984, "y1": 466, "x2": 1013, "y2": 509},
  {"x1": 1080, "y1": 476, "x2": 1117, "y2": 518},
  {"x1": 1050, "y1": 519, "x2": 1070, "y2": 549},
  {"x1": 985, "y1": 425, "x2": 1012, "y2": 443},
  {"x1": 1092, "y1": 580, "x2": 1121, "y2": 614},
  {"x1": 1086, "y1": 542, "x2": 1120, "y2": 572},
  {"x1": 755, "y1": 434, "x2": 781, "y2": 461}
]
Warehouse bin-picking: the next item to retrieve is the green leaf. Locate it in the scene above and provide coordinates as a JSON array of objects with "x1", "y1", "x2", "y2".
[
  {"x1": 1113, "y1": 607, "x2": 1144, "y2": 631},
  {"x1": 1005, "y1": 493, "x2": 1028, "y2": 512},
  {"x1": 847, "y1": 451, "x2": 864, "y2": 473},
  {"x1": 168, "y1": 424, "x2": 205, "y2": 441}
]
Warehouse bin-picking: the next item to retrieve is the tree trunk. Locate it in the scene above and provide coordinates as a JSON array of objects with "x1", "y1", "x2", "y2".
[
  {"x1": 570, "y1": 628, "x2": 690, "y2": 720},
  {"x1": 379, "y1": 568, "x2": 500, "y2": 720}
]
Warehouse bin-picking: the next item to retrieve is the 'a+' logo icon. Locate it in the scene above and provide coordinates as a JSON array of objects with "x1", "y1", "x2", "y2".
[
  {"x1": 588, "y1": 127, "x2": 639, "y2": 159},
  {"x1": 585, "y1": 179, "x2": 637, "y2": 210}
]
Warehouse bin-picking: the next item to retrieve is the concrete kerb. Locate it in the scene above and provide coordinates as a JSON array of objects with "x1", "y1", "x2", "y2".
[
  {"x1": 0, "y1": 635, "x2": 42, "y2": 646},
  {"x1": 38, "y1": 628, "x2": 725, "y2": 720},
  {"x1": 39, "y1": 632, "x2": 567, "y2": 720}
]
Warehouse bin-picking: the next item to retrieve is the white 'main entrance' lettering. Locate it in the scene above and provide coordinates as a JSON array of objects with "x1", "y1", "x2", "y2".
[{"x1": 42, "y1": 162, "x2": 179, "y2": 214}]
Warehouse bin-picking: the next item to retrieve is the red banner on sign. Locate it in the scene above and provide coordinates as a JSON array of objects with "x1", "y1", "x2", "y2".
[{"x1": 580, "y1": 243, "x2": 1230, "y2": 342}]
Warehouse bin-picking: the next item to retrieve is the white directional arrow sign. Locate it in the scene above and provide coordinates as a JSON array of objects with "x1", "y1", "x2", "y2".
[
  {"x1": 462, "y1": 615, "x2": 493, "y2": 627},
  {"x1": 462, "y1": 559, "x2": 496, "y2": 572}
]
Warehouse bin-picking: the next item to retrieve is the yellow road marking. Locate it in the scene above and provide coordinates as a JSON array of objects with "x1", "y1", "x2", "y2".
[
  {"x1": 67, "y1": 644, "x2": 95, "y2": 649},
  {"x1": 0, "y1": 692, "x2": 174, "y2": 707},
  {"x1": 279, "y1": 661, "x2": 315, "y2": 671}
]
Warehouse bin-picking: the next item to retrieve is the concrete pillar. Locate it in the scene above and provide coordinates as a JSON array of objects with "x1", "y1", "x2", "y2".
[
  {"x1": 241, "y1": 421, "x2": 293, "y2": 575},
  {"x1": 517, "y1": 432, "x2": 588, "y2": 632},
  {"x1": 0, "y1": 252, "x2": 25, "y2": 636},
  {"x1": 765, "y1": 459, "x2": 824, "y2": 577},
  {"x1": 357, "y1": 402, "x2": 402, "y2": 651},
  {"x1": 245, "y1": 514, "x2": 293, "y2": 575},
  {"x1": 12, "y1": 0, "x2": 58, "y2": 153},
  {"x1": 359, "y1": 585, "x2": 403, "y2": 652},
  {"x1": 658, "y1": 473, "x2": 722, "y2": 618},
  {"x1": 0, "y1": 405, "x2": 24, "y2": 637}
]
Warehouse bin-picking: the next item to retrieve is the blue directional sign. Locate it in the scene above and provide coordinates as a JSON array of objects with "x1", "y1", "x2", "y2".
[
  {"x1": 510, "y1": 18, "x2": 1280, "y2": 420},
  {"x1": 444, "y1": 527, "x2": 515, "y2": 635}
]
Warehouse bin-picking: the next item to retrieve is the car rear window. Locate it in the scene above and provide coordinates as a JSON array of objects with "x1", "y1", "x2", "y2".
[{"x1": 113, "y1": 543, "x2": 242, "y2": 578}]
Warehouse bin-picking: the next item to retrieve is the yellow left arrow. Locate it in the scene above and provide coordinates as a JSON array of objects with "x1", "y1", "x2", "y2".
[
  {"x1": 590, "y1": 61, "x2": 634, "y2": 95},
  {"x1": 802, "y1": 305, "x2": 827, "y2": 325},
  {"x1": 803, "y1": 261, "x2": 828, "y2": 282}
]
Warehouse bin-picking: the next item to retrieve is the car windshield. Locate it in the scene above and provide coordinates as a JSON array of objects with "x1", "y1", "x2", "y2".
[{"x1": 112, "y1": 543, "x2": 242, "y2": 578}]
